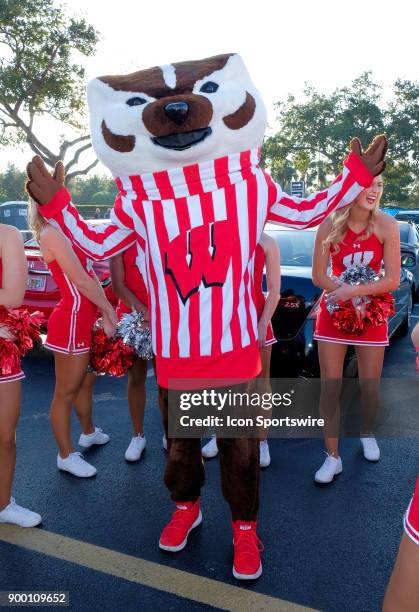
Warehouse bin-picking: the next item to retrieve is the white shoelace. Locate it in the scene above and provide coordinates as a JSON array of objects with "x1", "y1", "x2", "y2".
[
  {"x1": 71, "y1": 452, "x2": 85, "y2": 461},
  {"x1": 4, "y1": 497, "x2": 17, "y2": 512},
  {"x1": 5, "y1": 498, "x2": 25, "y2": 514},
  {"x1": 85, "y1": 428, "x2": 101, "y2": 438}
]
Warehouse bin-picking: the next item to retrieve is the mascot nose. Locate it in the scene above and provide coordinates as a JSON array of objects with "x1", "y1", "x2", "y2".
[{"x1": 164, "y1": 101, "x2": 189, "y2": 125}]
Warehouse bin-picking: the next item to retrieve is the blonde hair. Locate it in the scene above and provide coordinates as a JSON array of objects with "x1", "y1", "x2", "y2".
[
  {"x1": 27, "y1": 198, "x2": 47, "y2": 242},
  {"x1": 323, "y1": 200, "x2": 380, "y2": 253}
]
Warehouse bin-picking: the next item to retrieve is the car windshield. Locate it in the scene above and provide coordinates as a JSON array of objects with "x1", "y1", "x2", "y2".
[
  {"x1": 396, "y1": 212, "x2": 419, "y2": 223},
  {"x1": 265, "y1": 229, "x2": 315, "y2": 266},
  {"x1": 399, "y1": 225, "x2": 410, "y2": 243}
]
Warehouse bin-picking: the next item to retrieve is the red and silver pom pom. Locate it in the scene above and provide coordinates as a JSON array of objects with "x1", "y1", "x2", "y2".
[
  {"x1": 0, "y1": 339, "x2": 21, "y2": 376},
  {"x1": 0, "y1": 306, "x2": 45, "y2": 375},
  {"x1": 89, "y1": 321, "x2": 136, "y2": 377},
  {"x1": 365, "y1": 293, "x2": 395, "y2": 327},
  {"x1": 330, "y1": 301, "x2": 365, "y2": 335},
  {"x1": 116, "y1": 311, "x2": 153, "y2": 360},
  {"x1": 327, "y1": 265, "x2": 394, "y2": 333}
]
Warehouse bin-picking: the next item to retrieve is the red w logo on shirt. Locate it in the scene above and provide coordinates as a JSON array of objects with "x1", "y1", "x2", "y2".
[{"x1": 165, "y1": 221, "x2": 232, "y2": 304}]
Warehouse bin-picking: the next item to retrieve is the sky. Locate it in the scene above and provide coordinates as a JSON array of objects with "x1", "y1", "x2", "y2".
[{"x1": 1, "y1": 0, "x2": 418, "y2": 175}]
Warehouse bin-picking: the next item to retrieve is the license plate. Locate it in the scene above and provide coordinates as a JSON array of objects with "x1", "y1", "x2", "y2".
[{"x1": 27, "y1": 275, "x2": 46, "y2": 291}]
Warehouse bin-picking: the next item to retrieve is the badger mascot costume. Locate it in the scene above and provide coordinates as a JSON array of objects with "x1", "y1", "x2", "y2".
[{"x1": 27, "y1": 53, "x2": 386, "y2": 580}]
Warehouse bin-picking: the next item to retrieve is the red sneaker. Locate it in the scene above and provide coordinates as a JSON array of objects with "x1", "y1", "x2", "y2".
[
  {"x1": 232, "y1": 520, "x2": 263, "y2": 580},
  {"x1": 159, "y1": 499, "x2": 202, "y2": 552}
]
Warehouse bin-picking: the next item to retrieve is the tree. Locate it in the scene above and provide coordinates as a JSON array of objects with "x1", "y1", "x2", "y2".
[
  {"x1": 262, "y1": 72, "x2": 385, "y2": 187},
  {"x1": 0, "y1": 0, "x2": 99, "y2": 183},
  {"x1": 69, "y1": 174, "x2": 117, "y2": 205},
  {"x1": 261, "y1": 72, "x2": 419, "y2": 205},
  {"x1": 0, "y1": 163, "x2": 26, "y2": 201}
]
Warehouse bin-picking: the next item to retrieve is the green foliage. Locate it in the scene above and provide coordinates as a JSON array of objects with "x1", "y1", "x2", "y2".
[
  {"x1": 68, "y1": 174, "x2": 117, "y2": 205},
  {"x1": 90, "y1": 191, "x2": 116, "y2": 206},
  {"x1": 262, "y1": 72, "x2": 418, "y2": 206},
  {"x1": 0, "y1": 0, "x2": 99, "y2": 179},
  {"x1": 0, "y1": 165, "x2": 118, "y2": 206},
  {"x1": 0, "y1": 0, "x2": 98, "y2": 128},
  {"x1": 0, "y1": 163, "x2": 27, "y2": 202}
]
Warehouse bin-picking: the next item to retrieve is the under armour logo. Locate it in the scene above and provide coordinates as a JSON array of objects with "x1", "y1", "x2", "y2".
[
  {"x1": 77, "y1": 342, "x2": 85, "y2": 347},
  {"x1": 353, "y1": 243, "x2": 361, "y2": 249}
]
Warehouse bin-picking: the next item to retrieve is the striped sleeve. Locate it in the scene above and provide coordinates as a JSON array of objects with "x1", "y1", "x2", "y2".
[
  {"x1": 266, "y1": 152, "x2": 374, "y2": 229},
  {"x1": 40, "y1": 187, "x2": 139, "y2": 261}
]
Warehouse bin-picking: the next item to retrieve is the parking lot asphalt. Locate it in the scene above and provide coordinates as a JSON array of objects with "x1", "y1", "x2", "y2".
[{"x1": 0, "y1": 308, "x2": 418, "y2": 612}]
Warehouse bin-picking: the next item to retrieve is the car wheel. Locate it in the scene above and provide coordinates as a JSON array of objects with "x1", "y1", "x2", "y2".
[{"x1": 398, "y1": 293, "x2": 413, "y2": 337}]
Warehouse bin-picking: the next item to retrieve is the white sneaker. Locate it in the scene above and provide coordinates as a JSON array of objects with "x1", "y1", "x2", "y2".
[
  {"x1": 314, "y1": 454, "x2": 343, "y2": 484},
  {"x1": 259, "y1": 440, "x2": 271, "y2": 468},
  {"x1": 125, "y1": 435, "x2": 146, "y2": 462},
  {"x1": 201, "y1": 435, "x2": 218, "y2": 458},
  {"x1": 162, "y1": 434, "x2": 167, "y2": 451},
  {"x1": 361, "y1": 437, "x2": 380, "y2": 462},
  {"x1": 78, "y1": 427, "x2": 110, "y2": 448},
  {"x1": 0, "y1": 498, "x2": 42, "y2": 528},
  {"x1": 57, "y1": 452, "x2": 97, "y2": 477}
]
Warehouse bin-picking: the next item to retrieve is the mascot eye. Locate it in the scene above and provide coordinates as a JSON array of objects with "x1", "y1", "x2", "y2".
[
  {"x1": 126, "y1": 97, "x2": 147, "y2": 106},
  {"x1": 200, "y1": 81, "x2": 219, "y2": 94}
]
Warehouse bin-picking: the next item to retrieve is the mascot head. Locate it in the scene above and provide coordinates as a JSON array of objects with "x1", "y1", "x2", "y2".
[{"x1": 87, "y1": 53, "x2": 267, "y2": 176}]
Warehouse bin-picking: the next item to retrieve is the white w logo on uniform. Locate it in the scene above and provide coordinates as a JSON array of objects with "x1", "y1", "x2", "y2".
[{"x1": 342, "y1": 251, "x2": 374, "y2": 268}]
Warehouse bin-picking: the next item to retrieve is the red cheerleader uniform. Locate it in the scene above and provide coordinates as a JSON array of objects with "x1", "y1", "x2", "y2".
[
  {"x1": 314, "y1": 228, "x2": 389, "y2": 346},
  {"x1": 44, "y1": 245, "x2": 98, "y2": 355},
  {"x1": 116, "y1": 243, "x2": 148, "y2": 319},
  {"x1": 0, "y1": 259, "x2": 25, "y2": 383},
  {"x1": 404, "y1": 476, "x2": 419, "y2": 545},
  {"x1": 254, "y1": 244, "x2": 276, "y2": 347}
]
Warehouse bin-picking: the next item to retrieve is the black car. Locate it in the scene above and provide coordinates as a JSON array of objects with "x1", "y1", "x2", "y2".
[
  {"x1": 264, "y1": 225, "x2": 413, "y2": 378},
  {"x1": 0, "y1": 201, "x2": 29, "y2": 230},
  {"x1": 397, "y1": 221, "x2": 419, "y2": 299},
  {"x1": 395, "y1": 210, "x2": 419, "y2": 226}
]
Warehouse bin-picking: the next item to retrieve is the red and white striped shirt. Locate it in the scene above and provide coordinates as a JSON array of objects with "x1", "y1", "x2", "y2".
[{"x1": 41, "y1": 148, "x2": 373, "y2": 388}]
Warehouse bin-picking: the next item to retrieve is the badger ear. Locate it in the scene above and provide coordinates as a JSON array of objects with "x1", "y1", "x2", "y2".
[{"x1": 221, "y1": 54, "x2": 250, "y2": 80}]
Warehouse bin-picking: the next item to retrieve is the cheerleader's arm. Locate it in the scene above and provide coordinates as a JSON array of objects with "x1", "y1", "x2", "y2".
[{"x1": 0, "y1": 225, "x2": 27, "y2": 308}]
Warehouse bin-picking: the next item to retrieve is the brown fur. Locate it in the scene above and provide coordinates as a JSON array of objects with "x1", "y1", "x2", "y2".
[
  {"x1": 142, "y1": 94, "x2": 213, "y2": 137},
  {"x1": 171, "y1": 53, "x2": 234, "y2": 93},
  {"x1": 98, "y1": 53, "x2": 234, "y2": 97},
  {"x1": 99, "y1": 65, "x2": 168, "y2": 97},
  {"x1": 159, "y1": 384, "x2": 259, "y2": 519},
  {"x1": 101, "y1": 120, "x2": 136, "y2": 153},
  {"x1": 223, "y1": 92, "x2": 256, "y2": 130}
]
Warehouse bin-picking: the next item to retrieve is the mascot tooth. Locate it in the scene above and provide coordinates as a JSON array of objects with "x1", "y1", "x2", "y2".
[{"x1": 29, "y1": 52, "x2": 387, "y2": 580}]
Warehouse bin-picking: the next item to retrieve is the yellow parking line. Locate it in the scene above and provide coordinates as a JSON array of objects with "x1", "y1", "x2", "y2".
[{"x1": 0, "y1": 526, "x2": 317, "y2": 612}]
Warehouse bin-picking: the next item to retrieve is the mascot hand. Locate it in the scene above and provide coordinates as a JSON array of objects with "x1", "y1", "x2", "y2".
[
  {"x1": 349, "y1": 134, "x2": 388, "y2": 177},
  {"x1": 26, "y1": 156, "x2": 65, "y2": 206}
]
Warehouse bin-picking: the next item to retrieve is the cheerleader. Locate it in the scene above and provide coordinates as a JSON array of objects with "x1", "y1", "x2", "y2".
[
  {"x1": 109, "y1": 245, "x2": 152, "y2": 461},
  {"x1": 383, "y1": 326, "x2": 419, "y2": 610},
  {"x1": 312, "y1": 175, "x2": 400, "y2": 483},
  {"x1": 0, "y1": 224, "x2": 42, "y2": 527},
  {"x1": 201, "y1": 233, "x2": 280, "y2": 467},
  {"x1": 383, "y1": 474, "x2": 419, "y2": 612},
  {"x1": 28, "y1": 200, "x2": 117, "y2": 478}
]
